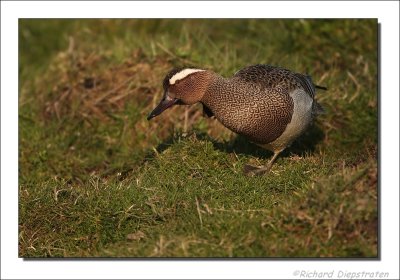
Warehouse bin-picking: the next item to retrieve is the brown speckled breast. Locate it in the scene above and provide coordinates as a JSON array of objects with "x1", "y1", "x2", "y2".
[{"x1": 201, "y1": 64, "x2": 307, "y2": 145}]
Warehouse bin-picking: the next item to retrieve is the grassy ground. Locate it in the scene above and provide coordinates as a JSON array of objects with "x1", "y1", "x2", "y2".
[{"x1": 19, "y1": 19, "x2": 377, "y2": 257}]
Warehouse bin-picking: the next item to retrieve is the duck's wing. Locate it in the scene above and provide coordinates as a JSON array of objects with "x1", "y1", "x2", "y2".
[
  {"x1": 292, "y1": 73, "x2": 316, "y2": 98},
  {"x1": 234, "y1": 64, "x2": 325, "y2": 99},
  {"x1": 233, "y1": 64, "x2": 293, "y2": 91}
]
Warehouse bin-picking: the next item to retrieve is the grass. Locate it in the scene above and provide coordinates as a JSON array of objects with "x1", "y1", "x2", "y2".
[{"x1": 19, "y1": 19, "x2": 377, "y2": 257}]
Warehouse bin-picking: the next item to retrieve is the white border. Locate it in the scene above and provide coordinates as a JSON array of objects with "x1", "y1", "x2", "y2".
[{"x1": 1, "y1": 1, "x2": 399, "y2": 279}]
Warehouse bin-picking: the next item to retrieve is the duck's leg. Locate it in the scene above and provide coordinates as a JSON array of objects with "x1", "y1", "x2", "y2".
[{"x1": 243, "y1": 150, "x2": 282, "y2": 176}]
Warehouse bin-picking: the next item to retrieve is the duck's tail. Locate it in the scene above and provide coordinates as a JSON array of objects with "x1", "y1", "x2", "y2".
[
  {"x1": 313, "y1": 83, "x2": 327, "y2": 115},
  {"x1": 312, "y1": 101, "x2": 325, "y2": 115},
  {"x1": 314, "y1": 84, "x2": 328, "y2": 91}
]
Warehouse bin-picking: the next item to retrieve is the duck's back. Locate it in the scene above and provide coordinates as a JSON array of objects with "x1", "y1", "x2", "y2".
[{"x1": 232, "y1": 64, "x2": 316, "y2": 98}]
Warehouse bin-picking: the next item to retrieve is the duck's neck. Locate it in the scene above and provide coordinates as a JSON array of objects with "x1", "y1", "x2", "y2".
[
  {"x1": 201, "y1": 75, "x2": 248, "y2": 132},
  {"x1": 202, "y1": 75, "x2": 229, "y2": 112}
]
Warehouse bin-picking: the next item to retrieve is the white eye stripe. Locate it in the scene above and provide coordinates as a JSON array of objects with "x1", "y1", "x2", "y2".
[{"x1": 169, "y1": 69, "x2": 205, "y2": 85}]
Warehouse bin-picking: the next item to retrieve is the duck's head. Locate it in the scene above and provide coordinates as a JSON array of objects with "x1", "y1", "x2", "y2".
[{"x1": 147, "y1": 68, "x2": 211, "y2": 120}]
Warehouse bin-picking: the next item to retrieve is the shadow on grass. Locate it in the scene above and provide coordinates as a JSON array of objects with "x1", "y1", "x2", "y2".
[
  {"x1": 149, "y1": 123, "x2": 324, "y2": 162},
  {"x1": 213, "y1": 124, "x2": 324, "y2": 160}
]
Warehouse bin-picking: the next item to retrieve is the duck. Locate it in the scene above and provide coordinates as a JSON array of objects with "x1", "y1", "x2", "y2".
[{"x1": 147, "y1": 64, "x2": 325, "y2": 175}]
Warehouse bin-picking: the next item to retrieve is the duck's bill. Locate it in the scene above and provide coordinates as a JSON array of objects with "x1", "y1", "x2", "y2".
[{"x1": 147, "y1": 96, "x2": 179, "y2": 120}]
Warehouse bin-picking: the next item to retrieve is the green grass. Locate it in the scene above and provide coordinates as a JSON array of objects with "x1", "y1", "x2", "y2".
[{"x1": 19, "y1": 19, "x2": 377, "y2": 257}]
